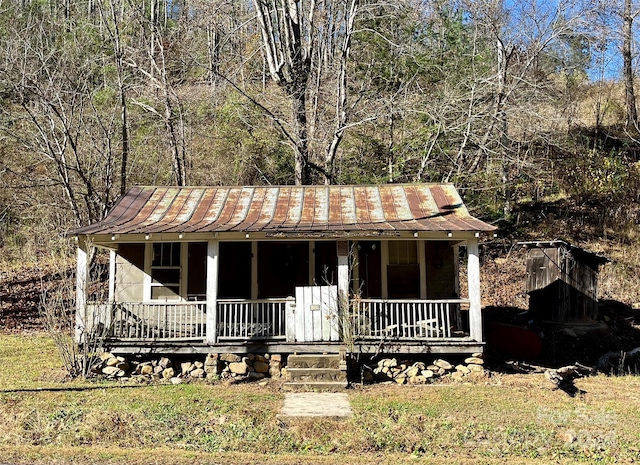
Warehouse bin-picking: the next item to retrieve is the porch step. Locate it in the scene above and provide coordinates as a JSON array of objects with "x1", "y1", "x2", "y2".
[
  {"x1": 282, "y1": 381, "x2": 348, "y2": 392},
  {"x1": 287, "y1": 354, "x2": 342, "y2": 369},
  {"x1": 284, "y1": 353, "x2": 348, "y2": 390},
  {"x1": 286, "y1": 368, "x2": 347, "y2": 383}
]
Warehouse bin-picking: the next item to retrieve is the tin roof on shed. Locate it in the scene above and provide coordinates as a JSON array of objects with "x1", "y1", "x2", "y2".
[{"x1": 72, "y1": 184, "x2": 496, "y2": 236}]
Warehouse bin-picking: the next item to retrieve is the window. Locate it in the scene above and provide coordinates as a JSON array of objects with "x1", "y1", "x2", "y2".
[
  {"x1": 389, "y1": 241, "x2": 418, "y2": 265},
  {"x1": 150, "y1": 242, "x2": 181, "y2": 300}
]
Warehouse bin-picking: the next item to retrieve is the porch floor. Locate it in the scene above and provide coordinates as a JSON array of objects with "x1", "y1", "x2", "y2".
[{"x1": 103, "y1": 339, "x2": 484, "y2": 356}]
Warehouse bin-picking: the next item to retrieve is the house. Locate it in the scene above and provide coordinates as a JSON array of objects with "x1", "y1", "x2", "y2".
[
  {"x1": 520, "y1": 240, "x2": 609, "y2": 323},
  {"x1": 72, "y1": 184, "x2": 496, "y2": 357}
]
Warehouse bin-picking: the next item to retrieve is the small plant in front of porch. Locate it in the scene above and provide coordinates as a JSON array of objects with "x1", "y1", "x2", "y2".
[{"x1": 39, "y1": 249, "x2": 110, "y2": 379}]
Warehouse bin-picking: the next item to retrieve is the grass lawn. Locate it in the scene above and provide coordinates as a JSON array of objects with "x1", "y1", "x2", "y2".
[{"x1": 1, "y1": 334, "x2": 639, "y2": 464}]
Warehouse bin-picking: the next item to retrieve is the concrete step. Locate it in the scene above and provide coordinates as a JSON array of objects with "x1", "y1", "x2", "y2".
[
  {"x1": 282, "y1": 381, "x2": 348, "y2": 392},
  {"x1": 286, "y1": 367, "x2": 347, "y2": 383},
  {"x1": 287, "y1": 354, "x2": 342, "y2": 369}
]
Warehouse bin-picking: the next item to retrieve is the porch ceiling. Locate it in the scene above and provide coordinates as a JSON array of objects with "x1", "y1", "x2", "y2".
[{"x1": 72, "y1": 184, "x2": 496, "y2": 237}]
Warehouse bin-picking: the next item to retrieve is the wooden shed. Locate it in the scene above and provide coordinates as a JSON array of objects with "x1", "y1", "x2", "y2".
[{"x1": 521, "y1": 240, "x2": 609, "y2": 323}]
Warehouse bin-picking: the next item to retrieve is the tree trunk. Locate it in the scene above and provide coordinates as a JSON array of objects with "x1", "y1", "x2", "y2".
[
  {"x1": 623, "y1": 0, "x2": 638, "y2": 127},
  {"x1": 291, "y1": 87, "x2": 312, "y2": 185}
]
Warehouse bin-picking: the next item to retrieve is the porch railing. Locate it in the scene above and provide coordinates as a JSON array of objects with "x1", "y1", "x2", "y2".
[
  {"x1": 88, "y1": 297, "x2": 467, "y2": 342},
  {"x1": 216, "y1": 298, "x2": 293, "y2": 340},
  {"x1": 87, "y1": 302, "x2": 207, "y2": 340},
  {"x1": 351, "y1": 298, "x2": 470, "y2": 340}
]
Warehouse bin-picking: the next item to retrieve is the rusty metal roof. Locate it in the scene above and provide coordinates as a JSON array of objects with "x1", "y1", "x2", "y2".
[{"x1": 72, "y1": 184, "x2": 496, "y2": 236}]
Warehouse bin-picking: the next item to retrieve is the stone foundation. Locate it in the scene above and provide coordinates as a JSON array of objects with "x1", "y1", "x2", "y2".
[
  {"x1": 362, "y1": 353, "x2": 487, "y2": 384},
  {"x1": 92, "y1": 352, "x2": 283, "y2": 383}
]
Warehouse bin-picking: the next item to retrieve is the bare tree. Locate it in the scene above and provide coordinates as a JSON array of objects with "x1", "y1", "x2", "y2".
[{"x1": 252, "y1": 0, "x2": 360, "y2": 185}]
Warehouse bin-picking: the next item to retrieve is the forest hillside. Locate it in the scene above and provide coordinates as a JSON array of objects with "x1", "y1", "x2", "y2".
[{"x1": 1, "y1": 0, "x2": 639, "y2": 329}]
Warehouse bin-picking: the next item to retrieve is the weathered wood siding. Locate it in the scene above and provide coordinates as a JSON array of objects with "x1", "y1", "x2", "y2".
[
  {"x1": 115, "y1": 243, "x2": 146, "y2": 302},
  {"x1": 526, "y1": 245, "x2": 600, "y2": 323}
]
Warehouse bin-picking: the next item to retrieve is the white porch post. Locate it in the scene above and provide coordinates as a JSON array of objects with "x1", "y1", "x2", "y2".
[
  {"x1": 206, "y1": 239, "x2": 219, "y2": 344},
  {"x1": 75, "y1": 238, "x2": 89, "y2": 343},
  {"x1": 108, "y1": 249, "x2": 116, "y2": 303},
  {"x1": 467, "y1": 238, "x2": 482, "y2": 342},
  {"x1": 337, "y1": 241, "x2": 349, "y2": 310}
]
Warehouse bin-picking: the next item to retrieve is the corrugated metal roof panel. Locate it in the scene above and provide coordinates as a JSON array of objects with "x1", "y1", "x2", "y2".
[{"x1": 72, "y1": 184, "x2": 497, "y2": 236}]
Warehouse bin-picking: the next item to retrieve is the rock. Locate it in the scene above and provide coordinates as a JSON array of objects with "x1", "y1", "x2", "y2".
[
  {"x1": 451, "y1": 371, "x2": 465, "y2": 381},
  {"x1": 159, "y1": 357, "x2": 172, "y2": 369},
  {"x1": 433, "y1": 359, "x2": 453, "y2": 370},
  {"x1": 194, "y1": 361, "x2": 204, "y2": 369},
  {"x1": 421, "y1": 369, "x2": 435, "y2": 378},
  {"x1": 102, "y1": 366, "x2": 121, "y2": 376},
  {"x1": 383, "y1": 358, "x2": 398, "y2": 368},
  {"x1": 254, "y1": 354, "x2": 268, "y2": 363},
  {"x1": 465, "y1": 357, "x2": 484, "y2": 365},
  {"x1": 247, "y1": 372, "x2": 266, "y2": 380},
  {"x1": 99, "y1": 352, "x2": 114, "y2": 361},
  {"x1": 456, "y1": 365, "x2": 471, "y2": 375},
  {"x1": 170, "y1": 377, "x2": 183, "y2": 385},
  {"x1": 116, "y1": 362, "x2": 130, "y2": 372},
  {"x1": 140, "y1": 365, "x2": 154, "y2": 376},
  {"x1": 181, "y1": 362, "x2": 194, "y2": 374},
  {"x1": 410, "y1": 375, "x2": 426, "y2": 384},
  {"x1": 253, "y1": 361, "x2": 269, "y2": 373},
  {"x1": 472, "y1": 352, "x2": 484, "y2": 359},
  {"x1": 154, "y1": 365, "x2": 164, "y2": 374},
  {"x1": 247, "y1": 353, "x2": 256, "y2": 361},
  {"x1": 564, "y1": 328, "x2": 578, "y2": 338},
  {"x1": 404, "y1": 366, "x2": 421, "y2": 378},
  {"x1": 190, "y1": 368, "x2": 205, "y2": 378},
  {"x1": 205, "y1": 353, "x2": 219, "y2": 366},
  {"x1": 467, "y1": 364, "x2": 484, "y2": 373},
  {"x1": 395, "y1": 376, "x2": 406, "y2": 384},
  {"x1": 269, "y1": 360, "x2": 282, "y2": 377},
  {"x1": 162, "y1": 368, "x2": 176, "y2": 379},
  {"x1": 220, "y1": 353, "x2": 241, "y2": 363},
  {"x1": 106, "y1": 357, "x2": 120, "y2": 367},
  {"x1": 271, "y1": 354, "x2": 281, "y2": 362},
  {"x1": 228, "y1": 362, "x2": 248, "y2": 375}
]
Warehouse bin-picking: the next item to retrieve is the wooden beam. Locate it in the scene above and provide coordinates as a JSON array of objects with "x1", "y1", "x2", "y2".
[
  {"x1": 251, "y1": 241, "x2": 258, "y2": 300},
  {"x1": 467, "y1": 239, "x2": 482, "y2": 342},
  {"x1": 206, "y1": 239, "x2": 219, "y2": 344},
  {"x1": 381, "y1": 240, "x2": 389, "y2": 299},
  {"x1": 418, "y1": 240, "x2": 427, "y2": 299}
]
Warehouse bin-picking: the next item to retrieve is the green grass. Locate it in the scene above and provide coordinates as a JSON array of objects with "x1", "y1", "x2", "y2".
[{"x1": 1, "y1": 334, "x2": 640, "y2": 464}]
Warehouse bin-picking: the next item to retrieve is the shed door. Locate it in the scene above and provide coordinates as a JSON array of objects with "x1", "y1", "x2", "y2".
[{"x1": 294, "y1": 286, "x2": 340, "y2": 342}]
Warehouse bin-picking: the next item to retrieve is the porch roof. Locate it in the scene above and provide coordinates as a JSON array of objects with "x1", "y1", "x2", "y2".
[{"x1": 72, "y1": 184, "x2": 496, "y2": 237}]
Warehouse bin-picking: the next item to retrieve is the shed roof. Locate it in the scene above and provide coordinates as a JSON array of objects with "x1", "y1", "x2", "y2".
[
  {"x1": 72, "y1": 184, "x2": 496, "y2": 237},
  {"x1": 519, "y1": 240, "x2": 609, "y2": 265}
]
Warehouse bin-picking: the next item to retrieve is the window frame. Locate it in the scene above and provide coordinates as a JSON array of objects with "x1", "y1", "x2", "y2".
[{"x1": 144, "y1": 242, "x2": 187, "y2": 302}]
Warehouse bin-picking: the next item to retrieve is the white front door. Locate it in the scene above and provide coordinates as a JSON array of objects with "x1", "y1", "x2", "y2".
[{"x1": 294, "y1": 286, "x2": 339, "y2": 342}]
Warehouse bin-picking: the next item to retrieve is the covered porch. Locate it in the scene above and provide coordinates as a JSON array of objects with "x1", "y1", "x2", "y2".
[{"x1": 73, "y1": 184, "x2": 495, "y2": 355}]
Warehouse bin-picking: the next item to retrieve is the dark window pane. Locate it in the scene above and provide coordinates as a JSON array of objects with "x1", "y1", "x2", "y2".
[
  {"x1": 153, "y1": 243, "x2": 181, "y2": 267},
  {"x1": 151, "y1": 268, "x2": 180, "y2": 284}
]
